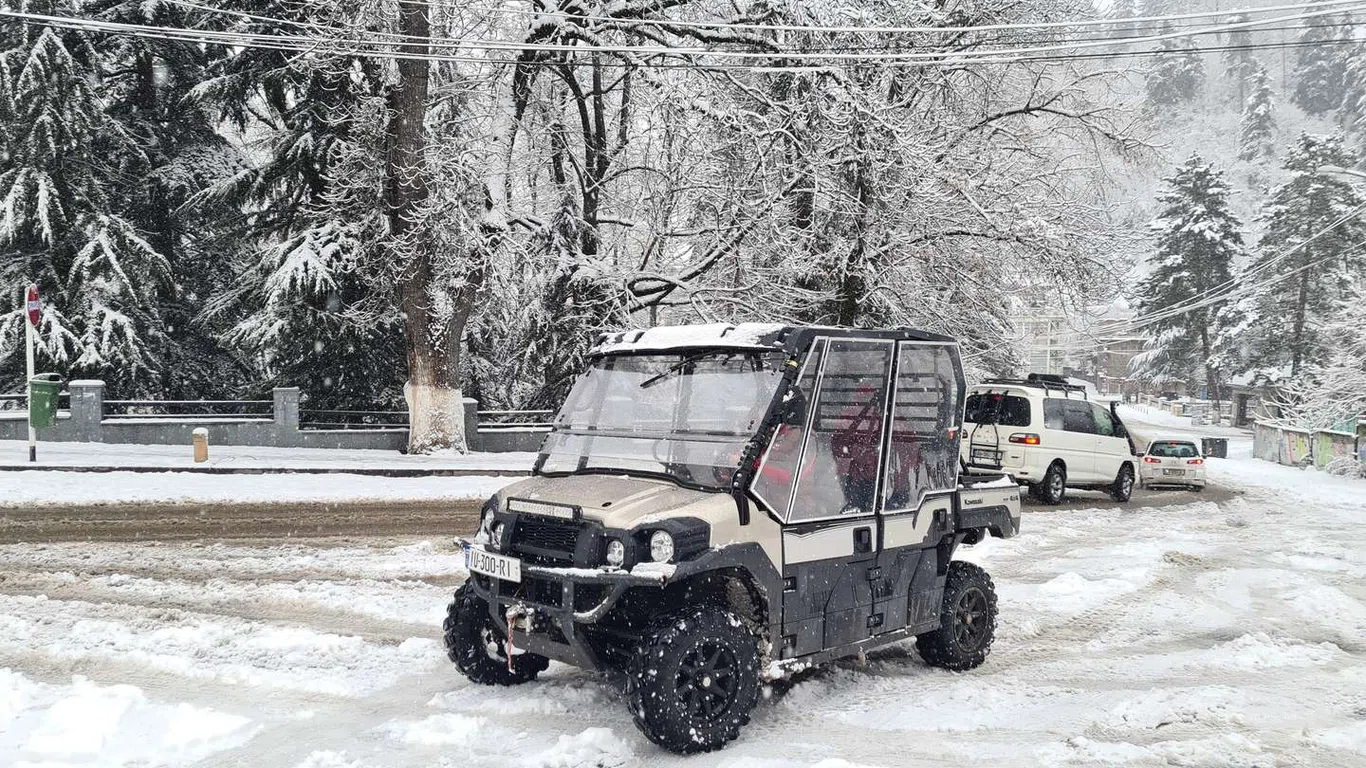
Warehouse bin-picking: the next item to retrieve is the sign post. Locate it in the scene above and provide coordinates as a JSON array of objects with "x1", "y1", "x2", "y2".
[{"x1": 25, "y1": 284, "x2": 39, "y2": 462}]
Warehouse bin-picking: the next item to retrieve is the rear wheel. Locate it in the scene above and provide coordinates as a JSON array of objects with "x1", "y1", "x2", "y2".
[
  {"x1": 443, "y1": 583, "x2": 549, "y2": 686},
  {"x1": 1031, "y1": 462, "x2": 1067, "y2": 505},
  {"x1": 916, "y1": 561, "x2": 998, "y2": 672},
  {"x1": 627, "y1": 605, "x2": 760, "y2": 754},
  {"x1": 1109, "y1": 464, "x2": 1135, "y2": 503}
]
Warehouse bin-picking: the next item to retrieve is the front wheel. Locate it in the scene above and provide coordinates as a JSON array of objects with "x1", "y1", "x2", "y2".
[
  {"x1": 1109, "y1": 464, "x2": 1135, "y2": 503},
  {"x1": 443, "y1": 583, "x2": 549, "y2": 686},
  {"x1": 627, "y1": 605, "x2": 761, "y2": 754},
  {"x1": 916, "y1": 561, "x2": 998, "y2": 672}
]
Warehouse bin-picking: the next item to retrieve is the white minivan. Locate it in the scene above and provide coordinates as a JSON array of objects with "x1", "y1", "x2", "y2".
[{"x1": 960, "y1": 375, "x2": 1137, "y2": 504}]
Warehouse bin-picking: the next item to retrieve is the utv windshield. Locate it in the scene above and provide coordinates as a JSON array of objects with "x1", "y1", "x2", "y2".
[{"x1": 538, "y1": 350, "x2": 787, "y2": 489}]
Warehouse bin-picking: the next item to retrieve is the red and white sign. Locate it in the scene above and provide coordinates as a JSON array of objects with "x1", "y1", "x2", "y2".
[{"x1": 25, "y1": 284, "x2": 39, "y2": 327}]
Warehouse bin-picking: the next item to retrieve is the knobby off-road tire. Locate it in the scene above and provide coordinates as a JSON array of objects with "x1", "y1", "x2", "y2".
[
  {"x1": 1109, "y1": 464, "x2": 1135, "y2": 503},
  {"x1": 1031, "y1": 462, "x2": 1067, "y2": 505},
  {"x1": 627, "y1": 605, "x2": 761, "y2": 754},
  {"x1": 916, "y1": 561, "x2": 999, "y2": 672},
  {"x1": 443, "y1": 583, "x2": 549, "y2": 686}
]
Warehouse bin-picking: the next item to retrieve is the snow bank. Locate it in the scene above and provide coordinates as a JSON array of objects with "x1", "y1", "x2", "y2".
[
  {"x1": 528, "y1": 727, "x2": 635, "y2": 768},
  {"x1": 0, "y1": 670, "x2": 255, "y2": 765},
  {"x1": 0, "y1": 470, "x2": 515, "y2": 507}
]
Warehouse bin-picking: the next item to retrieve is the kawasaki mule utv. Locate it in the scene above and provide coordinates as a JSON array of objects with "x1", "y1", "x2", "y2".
[{"x1": 446, "y1": 324, "x2": 1021, "y2": 753}]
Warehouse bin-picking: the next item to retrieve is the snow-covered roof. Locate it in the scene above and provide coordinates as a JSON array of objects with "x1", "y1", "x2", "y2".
[{"x1": 592, "y1": 323, "x2": 788, "y2": 355}]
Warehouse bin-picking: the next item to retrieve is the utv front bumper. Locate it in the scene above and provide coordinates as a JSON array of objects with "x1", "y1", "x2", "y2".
[{"x1": 458, "y1": 539, "x2": 673, "y2": 670}]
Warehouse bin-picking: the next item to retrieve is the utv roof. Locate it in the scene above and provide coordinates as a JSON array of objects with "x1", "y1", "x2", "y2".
[{"x1": 591, "y1": 323, "x2": 957, "y2": 356}]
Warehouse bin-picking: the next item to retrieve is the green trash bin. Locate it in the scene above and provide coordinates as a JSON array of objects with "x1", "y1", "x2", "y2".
[{"x1": 29, "y1": 373, "x2": 63, "y2": 429}]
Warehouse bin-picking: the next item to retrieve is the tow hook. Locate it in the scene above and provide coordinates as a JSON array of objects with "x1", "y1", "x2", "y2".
[{"x1": 504, "y1": 603, "x2": 533, "y2": 671}]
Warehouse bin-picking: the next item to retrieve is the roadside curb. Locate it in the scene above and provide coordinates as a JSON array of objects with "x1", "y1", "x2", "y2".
[{"x1": 0, "y1": 465, "x2": 532, "y2": 477}]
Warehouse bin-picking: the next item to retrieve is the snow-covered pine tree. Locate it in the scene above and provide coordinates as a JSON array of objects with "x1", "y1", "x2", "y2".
[
  {"x1": 189, "y1": 2, "x2": 405, "y2": 412},
  {"x1": 1239, "y1": 64, "x2": 1277, "y2": 162},
  {"x1": 1146, "y1": 29, "x2": 1204, "y2": 110},
  {"x1": 1277, "y1": 279, "x2": 1366, "y2": 429},
  {"x1": 1291, "y1": 12, "x2": 1350, "y2": 116},
  {"x1": 1222, "y1": 14, "x2": 1257, "y2": 105},
  {"x1": 1245, "y1": 134, "x2": 1366, "y2": 379},
  {"x1": 0, "y1": 1, "x2": 174, "y2": 394},
  {"x1": 1339, "y1": 41, "x2": 1366, "y2": 138},
  {"x1": 1107, "y1": 0, "x2": 1141, "y2": 41},
  {"x1": 90, "y1": 0, "x2": 250, "y2": 397},
  {"x1": 1131, "y1": 156, "x2": 1245, "y2": 402}
]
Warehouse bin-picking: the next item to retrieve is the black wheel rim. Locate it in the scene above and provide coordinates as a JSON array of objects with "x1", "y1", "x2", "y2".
[
  {"x1": 954, "y1": 587, "x2": 990, "y2": 650},
  {"x1": 675, "y1": 642, "x2": 739, "y2": 723}
]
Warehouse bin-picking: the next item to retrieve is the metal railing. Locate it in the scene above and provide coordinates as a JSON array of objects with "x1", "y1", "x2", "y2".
[
  {"x1": 1, "y1": 391, "x2": 71, "y2": 411},
  {"x1": 479, "y1": 409, "x2": 554, "y2": 430},
  {"x1": 103, "y1": 399, "x2": 273, "y2": 420},
  {"x1": 300, "y1": 409, "x2": 408, "y2": 430}
]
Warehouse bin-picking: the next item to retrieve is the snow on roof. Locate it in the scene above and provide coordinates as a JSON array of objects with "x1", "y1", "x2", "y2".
[{"x1": 593, "y1": 323, "x2": 788, "y2": 355}]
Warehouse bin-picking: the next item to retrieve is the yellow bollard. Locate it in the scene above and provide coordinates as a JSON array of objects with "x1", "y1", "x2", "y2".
[{"x1": 192, "y1": 427, "x2": 209, "y2": 463}]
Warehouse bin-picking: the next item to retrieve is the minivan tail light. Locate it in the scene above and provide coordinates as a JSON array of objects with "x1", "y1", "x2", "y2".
[
  {"x1": 1008, "y1": 433, "x2": 1041, "y2": 446},
  {"x1": 1187, "y1": 458, "x2": 1204, "y2": 465},
  {"x1": 1143, "y1": 456, "x2": 1162, "y2": 464}
]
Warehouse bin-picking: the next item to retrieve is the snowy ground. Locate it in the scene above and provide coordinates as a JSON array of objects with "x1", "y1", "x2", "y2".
[{"x1": 4, "y1": 433, "x2": 1366, "y2": 766}]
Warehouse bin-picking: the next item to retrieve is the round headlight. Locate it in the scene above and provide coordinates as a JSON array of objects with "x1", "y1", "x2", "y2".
[
  {"x1": 650, "y1": 531, "x2": 675, "y2": 563},
  {"x1": 605, "y1": 539, "x2": 625, "y2": 568},
  {"x1": 480, "y1": 509, "x2": 495, "y2": 535},
  {"x1": 492, "y1": 522, "x2": 506, "y2": 549}
]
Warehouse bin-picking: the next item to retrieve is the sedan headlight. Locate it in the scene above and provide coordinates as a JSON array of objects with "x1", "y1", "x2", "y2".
[
  {"x1": 605, "y1": 539, "x2": 626, "y2": 568},
  {"x1": 650, "y1": 531, "x2": 675, "y2": 563}
]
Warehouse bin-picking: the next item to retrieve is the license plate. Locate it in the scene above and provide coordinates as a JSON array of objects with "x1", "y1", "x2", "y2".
[
  {"x1": 465, "y1": 546, "x2": 521, "y2": 583},
  {"x1": 971, "y1": 448, "x2": 1000, "y2": 462},
  {"x1": 1163, "y1": 469, "x2": 1185, "y2": 476}
]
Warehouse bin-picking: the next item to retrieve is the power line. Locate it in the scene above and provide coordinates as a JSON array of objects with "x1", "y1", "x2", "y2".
[
  {"x1": 158, "y1": 0, "x2": 1366, "y2": 58},
  {"x1": 2, "y1": 2, "x2": 1360, "y2": 64},
  {"x1": 454, "y1": 0, "x2": 1363, "y2": 36},
  {"x1": 4, "y1": 5, "x2": 1364, "y2": 71}
]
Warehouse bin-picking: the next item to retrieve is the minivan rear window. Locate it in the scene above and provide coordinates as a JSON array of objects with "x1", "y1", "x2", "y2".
[{"x1": 964, "y1": 393, "x2": 1031, "y2": 427}]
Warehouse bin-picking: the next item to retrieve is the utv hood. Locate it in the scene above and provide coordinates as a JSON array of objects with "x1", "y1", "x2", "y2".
[{"x1": 493, "y1": 474, "x2": 726, "y2": 529}]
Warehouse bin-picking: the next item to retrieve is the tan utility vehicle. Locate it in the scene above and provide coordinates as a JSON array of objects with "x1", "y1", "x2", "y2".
[{"x1": 447, "y1": 325, "x2": 1021, "y2": 753}]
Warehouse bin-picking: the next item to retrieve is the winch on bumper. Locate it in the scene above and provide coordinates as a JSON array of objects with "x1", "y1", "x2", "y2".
[{"x1": 456, "y1": 508, "x2": 709, "y2": 671}]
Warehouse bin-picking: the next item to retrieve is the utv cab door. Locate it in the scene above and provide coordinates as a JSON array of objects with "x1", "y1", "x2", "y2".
[
  {"x1": 878, "y1": 342, "x2": 966, "y2": 633},
  {"x1": 753, "y1": 338, "x2": 894, "y2": 657}
]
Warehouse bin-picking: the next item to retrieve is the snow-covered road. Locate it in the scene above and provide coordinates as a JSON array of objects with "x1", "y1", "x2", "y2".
[{"x1": 3, "y1": 447, "x2": 1366, "y2": 767}]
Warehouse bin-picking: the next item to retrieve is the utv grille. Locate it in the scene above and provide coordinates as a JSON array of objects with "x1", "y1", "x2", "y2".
[{"x1": 512, "y1": 516, "x2": 581, "y2": 564}]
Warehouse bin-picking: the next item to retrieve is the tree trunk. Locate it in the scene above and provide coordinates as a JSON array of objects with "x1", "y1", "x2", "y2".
[
  {"x1": 388, "y1": 0, "x2": 467, "y2": 454},
  {"x1": 1290, "y1": 268, "x2": 1310, "y2": 378},
  {"x1": 1200, "y1": 323, "x2": 1221, "y2": 410}
]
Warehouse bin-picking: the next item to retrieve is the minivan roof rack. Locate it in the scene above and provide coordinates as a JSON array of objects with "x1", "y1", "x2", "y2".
[{"x1": 978, "y1": 374, "x2": 1088, "y2": 399}]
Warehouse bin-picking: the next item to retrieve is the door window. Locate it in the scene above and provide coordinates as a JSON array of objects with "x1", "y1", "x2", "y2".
[
  {"x1": 883, "y1": 344, "x2": 962, "y2": 513},
  {"x1": 1062, "y1": 400, "x2": 1096, "y2": 434},
  {"x1": 1044, "y1": 399, "x2": 1065, "y2": 430},
  {"x1": 787, "y1": 339, "x2": 894, "y2": 521},
  {"x1": 1092, "y1": 405, "x2": 1115, "y2": 437},
  {"x1": 752, "y1": 341, "x2": 825, "y2": 520}
]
